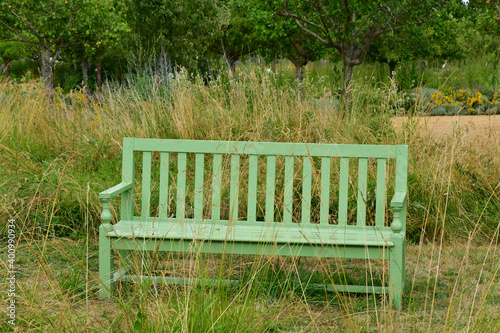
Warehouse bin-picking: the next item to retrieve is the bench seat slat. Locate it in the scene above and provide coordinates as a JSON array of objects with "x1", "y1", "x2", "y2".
[{"x1": 108, "y1": 220, "x2": 395, "y2": 247}]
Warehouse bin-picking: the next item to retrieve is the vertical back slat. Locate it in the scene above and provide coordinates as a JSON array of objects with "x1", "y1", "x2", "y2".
[
  {"x1": 320, "y1": 157, "x2": 331, "y2": 224},
  {"x1": 395, "y1": 146, "x2": 408, "y2": 193},
  {"x1": 301, "y1": 156, "x2": 312, "y2": 224},
  {"x1": 338, "y1": 157, "x2": 350, "y2": 225},
  {"x1": 283, "y1": 156, "x2": 294, "y2": 223},
  {"x1": 395, "y1": 146, "x2": 409, "y2": 233},
  {"x1": 159, "y1": 152, "x2": 169, "y2": 218},
  {"x1": 357, "y1": 158, "x2": 368, "y2": 226},
  {"x1": 247, "y1": 155, "x2": 258, "y2": 223},
  {"x1": 176, "y1": 153, "x2": 187, "y2": 219},
  {"x1": 265, "y1": 156, "x2": 276, "y2": 223},
  {"x1": 141, "y1": 151, "x2": 152, "y2": 217},
  {"x1": 122, "y1": 138, "x2": 135, "y2": 220},
  {"x1": 229, "y1": 154, "x2": 240, "y2": 221},
  {"x1": 193, "y1": 153, "x2": 205, "y2": 222},
  {"x1": 211, "y1": 154, "x2": 223, "y2": 221},
  {"x1": 375, "y1": 158, "x2": 387, "y2": 228}
]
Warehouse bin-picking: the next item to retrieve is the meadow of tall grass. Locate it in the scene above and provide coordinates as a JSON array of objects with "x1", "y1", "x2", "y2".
[{"x1": 0, "y1": 60, "x2": 499, "y2": 331}]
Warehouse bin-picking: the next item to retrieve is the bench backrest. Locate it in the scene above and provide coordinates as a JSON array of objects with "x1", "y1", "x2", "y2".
[{"x1": 119, "y1": 138, "x2": 408, "y2": 232}]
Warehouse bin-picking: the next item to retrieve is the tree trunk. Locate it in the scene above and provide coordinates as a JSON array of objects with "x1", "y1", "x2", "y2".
[
  {"x1": 295, "y1": 64, "x2": 304, "y2": 90},
  {"x1": 82, "y1": 59, "x2": 90, "y2": 95},
  {"x1": 96, "y1": 62, "x2": 102, "y2": 91},
  {"x1": 342, "y1": 61, "x2": 354, "y2": 90},
  {"x1": 39, "y1": 50, "x2": 54, "y2": 102},
  {"x1": 389, "y1": 61, "x2": 397, "y2": 78},
  {"x1": 2, "y1": 57, "x2": 13, "y2": 78},
  {"x1": 271, "y1": 59, "x2": 277, "y2": 73}
]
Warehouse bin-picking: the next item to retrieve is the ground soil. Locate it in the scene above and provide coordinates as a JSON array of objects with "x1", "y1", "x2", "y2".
[{"x1": 391, "y1": 115, "x2": 500, "y2": 149}]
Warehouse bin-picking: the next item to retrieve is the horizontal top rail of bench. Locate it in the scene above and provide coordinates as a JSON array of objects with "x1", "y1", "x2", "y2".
[{"x1": 126, "y1": 138, "x2": 402, "y2": 158}]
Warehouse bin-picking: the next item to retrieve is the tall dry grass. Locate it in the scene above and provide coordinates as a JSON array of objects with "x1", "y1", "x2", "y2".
[{"x1": 0, "y1": 67, "x2": 499, "y2": 331}]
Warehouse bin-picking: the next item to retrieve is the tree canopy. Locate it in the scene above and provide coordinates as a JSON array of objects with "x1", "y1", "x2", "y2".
[{"x1": 0, "y1": 0, "x2": 496, "y2": 95}]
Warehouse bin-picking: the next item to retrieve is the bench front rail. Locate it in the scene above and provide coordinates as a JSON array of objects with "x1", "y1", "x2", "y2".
[{"x1": 99, "y1": 138, "x2": 408, "y2": 308}]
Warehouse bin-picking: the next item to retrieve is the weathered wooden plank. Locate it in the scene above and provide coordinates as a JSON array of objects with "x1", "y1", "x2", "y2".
[
  {"x1": 265, "y1": 156, "x2": 276, "y2": 223},
  {"x1": 132, "y1": 138, "x2": 398, "y2": 158},
  {"x1": 211, "y1": 154, "x2": 223, "y2": 221},
  {"x1": 99, "y1": 182, "x2": 133, "y2": 199},
  {"x1": 283, "y1": 156, "x2": 294, "y2": 223},
  {"x1": 112, "y1": 236, "x2": 394, "y2": 258},
  {"x1": 247, "y1": 155, "x2": 258, "y2": 223},
  {"x1": 229, "y1": 154, "x2": 240, "y2": 221},
  {"x1": 338, "y1": 157, "x2": 350, "y2": 225},
  {"x1": 176, "y1": 153, "x2": 187, "y2": 219},
  {"x1": 320, "y1": 157, "x2": 331, "y2": 224},
  {"x1": 375, "y1": 158, "x2": 387, "y2": 228},
  {"x1": 159, "y1": 152, "x2": 169, "y2": 218},
  {"x1": 357, "y1": 158, "x2": 368, "y2": 226},
  {"x1": 110, "y1": 220, "x2": 395, "y2": 247},
  {"x1": 122, "y1": 138, "x2": 135, "y2": 220},
  {"x1": 193, "y1": 153, "x2": 204, "y2": 222},
  {"x1": 141, "y1": 151, "x2": 152, "y2": 218},
  {"x1": 301, "y1": 157, "x2": 312, "y2": 224},
  {"x1": 395, "y1": 146, "x2": 409, "y2": 193}
]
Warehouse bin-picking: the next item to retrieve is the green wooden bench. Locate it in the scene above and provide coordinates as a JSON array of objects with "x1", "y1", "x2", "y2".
[{"x1": 99, "y1": 138, "x2": 408, "y2": 308}]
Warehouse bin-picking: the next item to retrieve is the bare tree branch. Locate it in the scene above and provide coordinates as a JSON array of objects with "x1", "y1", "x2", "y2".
[{"x1": 278, "y1": 9, "x2": 325, "y2": 31}]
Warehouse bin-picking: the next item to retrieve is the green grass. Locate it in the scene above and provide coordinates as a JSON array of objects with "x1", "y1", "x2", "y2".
[{"x1": 1, "y1": 238, "x2": 498, "y2": 331}]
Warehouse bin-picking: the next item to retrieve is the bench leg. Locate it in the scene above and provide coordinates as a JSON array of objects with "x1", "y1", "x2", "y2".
[
  {"x1": 99, "y1": 225, "x2": 116, "y2": 298},
  {"x1": 389, "y1": 235, "x2": 405, "y2": 309}
]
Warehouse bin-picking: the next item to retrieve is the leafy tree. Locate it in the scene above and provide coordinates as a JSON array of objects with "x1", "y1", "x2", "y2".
[
  {"x1": 0, "y1": 39, "x2": 27, "y2": 78},
  {"x1": 0, "y1": 0, "x2": 83, "y2": 92},
  {"x1": 125, "y1": 0, "x2": 226, "y2": 72},
  {"x1": 277, "y1": 0, "x2": 451, "y2": 89},
  {"x1": 368, "y1": 3, "x2": 471, "y2": 78},
  {"x1": 209, "y1": 1, "x2": 260, "y2": 72},
  {"x1": 250, "y1": 0, "x2": 324, "y2": 88},
  {"x1": 64, "y1": 0, "x2": 128, "y2": 92}
]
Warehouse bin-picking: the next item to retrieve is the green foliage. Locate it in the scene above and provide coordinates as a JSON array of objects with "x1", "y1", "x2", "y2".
[
  {"x1": 279, "y1": 0, "x2": 449, "y2": 87},
  {"x1": 124, "y1": 0, "x2": 228, "y2": 70}
]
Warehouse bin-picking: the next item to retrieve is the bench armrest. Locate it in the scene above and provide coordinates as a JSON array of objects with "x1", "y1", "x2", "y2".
[
  {"x1": 99, "y1": 182, "x2": 133, "y2": 200},
  {"x1": 99, "y1": 182, "x2": 133, "y2": 224},
  {"x1": 390, "y1": 191, "x2": 407, "y2": 210}
]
